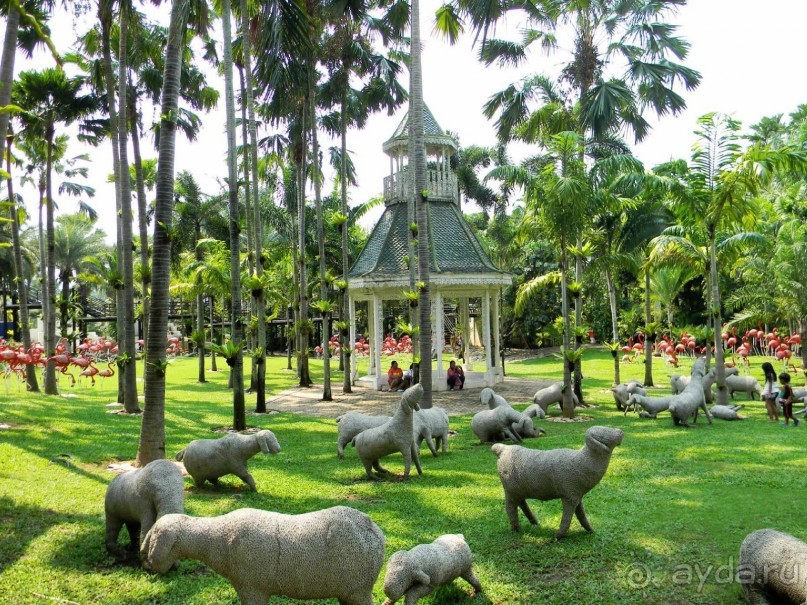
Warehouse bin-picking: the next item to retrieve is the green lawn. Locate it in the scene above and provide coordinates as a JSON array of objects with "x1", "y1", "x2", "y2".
[{"x1": 1, "y1": 350, "x2": 804, "y2": 604}]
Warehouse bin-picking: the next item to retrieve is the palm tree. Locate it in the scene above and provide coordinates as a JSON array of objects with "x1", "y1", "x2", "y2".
[
  {"x1": 137, "y1": 0, "x2": 210, "y2": 466},
  {"x1": 12, "y1": 68, "x2": 98, "y2": 395}
]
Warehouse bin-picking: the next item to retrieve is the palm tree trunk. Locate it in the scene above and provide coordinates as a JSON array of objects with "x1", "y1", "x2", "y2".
[
  {"x1": 195, "y1": 221, "x2": 205, "y2": 383},
  {"x1": 38, "y1": 189, "x2": 46, "y2": 332},
  {"x1": 573, "y1": 245, "x2": 584, "y2": 403},
  {"x1": 560, "y1": 244, "x2": 573, "y2": 417},
  {"x1": 59, "y1": 272, "x2": 69, "y2": 343},
  {"x1": 604, "y1": 265, "x2": 620, "y2": 385},
  {"x1": 210, "y1": 296, "x2": 218, "y2": 372},
  {"x1": 643, "y1": 263, "x2": 654, "y2": 387},
  {"x1": 43, "y1": 127, "x2": 58, "y2": 394},
  {"x1": 298, "y1": 114, "x2": 312, "y2": 388},
  {"x1": 710, "y1": 234, "x2": 727, "y2": 405},
  {"x1": 117, "y1": 8, "x2": 140, "y2": 413},
  {"x1": 6, "y1": 135, "x2": 39, "y2": 391},
  {"x1": 340, "y1": 95, "x2": 352, "y2": 393},
  {"x1": 239, "y1": 3, "x2": 267, "y2": 411},
  {"x1": 410, "y1": 0, "x2": 432, "y2": 408},
  {"x1": 136, "y1": 0, "x2": 190, "y2": 466},
  {"x1": 221, "y1": 0, "x2": 246, "y2": 430},
  {"x1": 129, "y1": 96, "x2": 150, "y2": 354},
  {"x1": 0, "y1": 3, "x2": 19, "y2": 163},
  {"x1": 308, "y1": 66, "x2": 332, "y2": 401}
]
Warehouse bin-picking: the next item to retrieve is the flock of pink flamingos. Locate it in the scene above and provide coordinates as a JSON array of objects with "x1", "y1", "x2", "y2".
[{"x1": 0, "y1": 335, "x2": 185, "y2": 388}]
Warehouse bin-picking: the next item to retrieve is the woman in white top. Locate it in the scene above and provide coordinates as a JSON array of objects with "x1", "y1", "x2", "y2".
[{"x1": 761, "y1": 361, "x2": 779, "y2": 422}]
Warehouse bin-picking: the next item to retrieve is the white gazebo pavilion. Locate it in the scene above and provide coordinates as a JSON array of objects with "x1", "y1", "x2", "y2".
[{"x1": 348, "y1": 106, "x2": 512, "y2": 391}]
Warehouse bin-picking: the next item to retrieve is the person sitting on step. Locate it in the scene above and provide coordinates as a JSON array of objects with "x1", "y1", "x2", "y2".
[{"x1": 447, "y1": 360, "x2": 465, "y2": 391}]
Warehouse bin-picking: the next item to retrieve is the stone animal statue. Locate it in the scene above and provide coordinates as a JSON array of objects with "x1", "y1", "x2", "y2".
[
  {"x1": 791, "y1": 387, "x2": 807, "y2": 402},
  {"x1": 624, "y1": 393, "x2": 674, "y2": 418},
  {"x1": 176, "y1": 430, "x2": 280, "y2": 492},
  {"x1": 492, "y1": 426, "x2": 624, "y2": 539},
  {"x1": 105, "y1": 459, "x2": 185, "y2": 557},
  {"x1": 352, "y1": 384, "x2": 423, "y2": 480},
  {"x1": 481, "y1": 387, "x2": 509, "y2": 409},
  {"x1": 141, "y1": 506, "x2": 385, "y2": 605},
  {"x1": 414, "y1": 407, "x2": 450, "y2": 456},
  {"x1": 382, "y1": 534, "x2": 482, "y2": 605},
  {"x1": 739, "y1": 528, "x2": 807, "y2": 604},
  {"x1": 522, "y1": 403, "x2": 546, "y2": 420},
  {"x1": 672, "y1": 366, "x2": 739, "y2": 402},
  {"x1": 725, "y1": 374, "x2": 763, "y2": 400},
  {"x1": 709, "y1": 404, "x2": 747, "y2": 420},
  {"x1": 471, "y1": 406, "x2": 539, "y2": 443},
  {"x1": 612, "y1": 381, "x2": 647, "y2": 411},
  {"x1": 668, "y1": 358, "x2": 712, "y2": 427},
  {"x1": 336, "y1": 413, "x2": 390, "y2": 458},
  {"x1": 532, "y1": 382, "x2": 580, "y2": 413}
]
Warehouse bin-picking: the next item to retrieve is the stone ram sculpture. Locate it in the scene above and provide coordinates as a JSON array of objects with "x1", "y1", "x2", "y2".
[
  {"x1": 353, "y1": 384, "x2": 423, "y2": 480},
  {"x1": 522, "y1": 403, "x2": 546, "y2": 420},
  {"x1": 612, "y1": 381, "x2": 647, "y2": 411},
  {"x1": 481, "y1": 387, "x2": 509, "y2": 409},
  {"x1": 336, "y1": 413, "x2": 390, "y2": 458},
  {"x1": 624, "y1": 393, "x2": 674, "y2": 418},
  {"x1": 492, "y1": 425, "x2": 624, "y2": 539},
  {"x1": 739, "y1": 528, "x2": 807, "y2": 604},
  {"x1": 725, "y1": 374, "x2": 763, "y2": 400},
  {"x1": 414, "y1": 407, "x2": 450, "y2": 456},
  {"x1": 176, "y1": 429, "x2": 280, "y2": 492},
  {"x1": 382, "y1": 534, "x2": 482, "y2": 605},
  {"x1": 709, "y1": 404, "x2": 747, "y2": 420},
  {"x1": 532, "y1": 382, "x2": 581, "y2": 413},
  {"x1": 671, "y1": 366, "x2": 738, "y2": 402},
  {"x1": 471, "y1": 406, "x2": 541, "y2": 444},
  {"x1": 105, "y1": 459, "x2": 185, "y2": 558},
  {"x1": 141, "y1": 506, "x2": 385, "y2": 605},
  {"x1": 668, "y1": 358, "x2": 712, "y2": 427}
]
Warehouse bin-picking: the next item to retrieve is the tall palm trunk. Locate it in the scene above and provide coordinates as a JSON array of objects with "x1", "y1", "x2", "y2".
[
  {"x1": 43, "y1": 126, "x2": 58, "y2": 394},
  {"x1": 129, "y1": 94, "x2": 150, "y2": 352},
  {"x1": 643, "y1": 263, "x2": 654, "y2": 387},
  {"x1": 560, "y1": 243, "x2": 573, "y2": 417},
  {"x1": 573, "y1": 249, "x2": 584, "y2": 403},
  {"x1": 309, "y1": 66, "x2": 331, "y2": 401},
  {"x1": 709, "y1": 233, "x2": 727, "y2": 405},
  {"x1": 117, "y1": 7, "x2": 139, "y2": 412},
  {"x1": 240, "y1": 2, "x2": 267, "y2": 410},
  {"x1": 38, "y1": 188, "x2": 46, "y2": 327},
  {"x1": 340, "y1": 95, "x2": 352, "y2": 393},
  {"x1": 0, "y1": 3, "x2": 19, "y2": 164},
  {"x1": 136, "y1": 0, "x2": 189, "y2": 466},
  {"x1": 209, "y1": 297, "x2": 218, "y2": 371},
  {"x1": 222, "y1": 0, "x2": 245, "y2": 430},
  {"x1": 298, "y1": 119, "x2": 312, "y2": 387},
  {"x1": 195, "y1": 221, "x2": 205, "y2": 383},
  {"x1": 604, "y1": 264, "x2": 620, "y2": 385},
  {"x1": 6, "y1": 134, "x2": 38, "y2": 391},
  {"x1": 410, "y1": 0, "x2": 432, "y2": 408}
]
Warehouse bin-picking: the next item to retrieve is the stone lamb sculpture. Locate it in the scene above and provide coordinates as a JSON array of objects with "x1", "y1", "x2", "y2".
[
  {"x1": 353, "y1": 384, "x2": 423, "y2": 480},
  {"x1": 668, "y1": 358, "x2": 712, "y2": 427},
  {"x1": 624, "y1": 393, "x2": 674, "y2": 418},
  {"x1": 612, "y1": 381, "x2": 647, "y2": 411},
  {"x1": 709, "y1": 404, "x2": 747, "y2": 420},
  {"x1": 382, "y1": 534, "x2": 482, "y2": 605},
  {"x1": 105, "y1": 459, "x2": 185, "y2": 557},
  {"x1": 532, "y1": 382, "x2": 580, "y2": 413},
  {"x1": 492, "y1": 425, "x2": 624, "y2": 539},
  {"x1": 471, "y1": 405, "x2": 541, "y2": 443},
  {"x1": 522, "y1": 403, "x2": 546, "y2": 420},
  {"x1": 725, "y1": 374, "x2": 763, "y2": 400},
  {"x1": 141, "y1": 506, "x2": 385, "y2": 605},
  {"x1": 672, "y1": 366, "x2": 739, "y2": 401},
  {"x1": 336, "y1": 412, "x2": 390, "y2": 458},
  {"x1": 481, "y1": 387, "x2": 509, "y2": 409},
  {"x1": 414, "y1": 407, "x2": 450, "y2": 456},
  {"x1": 739, "y1": 528, "x2": 807, "y2": 604},
  {"x1": 176, "y1": 429, "x2": 280, "y2": 492}
]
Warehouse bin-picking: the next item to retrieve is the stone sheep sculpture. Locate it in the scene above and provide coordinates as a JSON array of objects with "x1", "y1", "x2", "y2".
[
  {"x1": 709, "y1": 404, "x2": 747, "y2": 420},
  {"x1": 725, "y1": 374, "x2": 763, "y2": 400},
  {"x1": 353, "y1": 383, "x2": 423, "y2": 480},
  {"x1": 612, "y1": 381, "x2": 647, "y2": 411},
  {"x1": 336, "y1": 413, "x2": 390, "y2": 458},
  {"x1": 482, "y1": 388, "x2": 545, "y2": 434},
  {"x1": 414, "y1": 407, "x2": 450, "y2": 456},
  {"x1": 492, "y1": 425, "x2": 624, "y2": 539},
  {"x1": 522, "y1": 403, "x2": 546, "y2": 420},
  {"x1": 739, "y1": 528, "x2": 807, "y2": 604},
  {"x1": 105, "y1": 459, "x2": 185, "y2": 558},
  {"x1": 176, "y1": 429, "x2": 280, "y2": 492},
  {"x1": 141, "y1": 506, "x2": 385, "y2": 605},
  {"x1": 668, "y1": 358, "x2": 712, "y2": 427},
  {"x1": 532, "y1": 382, "x2": 580, "y2": 413},
  {"x1": 481, "y1": 387, "x2": 509, "y2": 409},
  {"x1": 471, "y1": 405, "x2": 542, "y2": 444},
  {"x1": 382, "y1": 534, "x2": 482, "y2": 605},
  {"x1": 624, "y1": 393, "x2": 674, "y2": 418},
  {"x1": 672, "y1": 366, "x2": 739, "y2": 401}
]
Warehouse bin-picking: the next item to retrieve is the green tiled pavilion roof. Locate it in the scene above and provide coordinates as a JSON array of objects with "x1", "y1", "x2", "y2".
[
  {"x1": 349, "y1": 200, "x2": 506, "y2": 281},
  {"x1": 382, "y1": 104, "x2": 458, "y2": 155}
]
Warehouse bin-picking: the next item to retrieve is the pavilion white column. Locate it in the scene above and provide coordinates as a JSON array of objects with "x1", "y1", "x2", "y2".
[
  {"x1": 367, "y1": 297, "x2": 375, "y2": 375},
  {"x1": 349, "y1": 295, "x2": 357, "y2": 383},
  {"x1": 460, "y1": 297, "x2": 471, "y2": 371},
  {"x1": 434, "y1": 290, "x2": 444, "y2": 386},
  {"x1": 492, "y1": 290, "x2": 500, "y2": 370},
  {"x1": 372, "y1": 295, "x2": 383, "y2": 389},
  {"x1": 482, "y1": 290, "x2": 492, "y2": 374}
]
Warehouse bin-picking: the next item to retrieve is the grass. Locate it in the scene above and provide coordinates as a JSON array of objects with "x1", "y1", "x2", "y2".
[{"x1": 1, "y1": 349, "x2": 805, "y2": 604}]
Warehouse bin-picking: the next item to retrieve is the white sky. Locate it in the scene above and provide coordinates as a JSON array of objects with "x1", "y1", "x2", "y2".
[{"x1": 6, "y1": 0, "x2": 807, "y2": 245}]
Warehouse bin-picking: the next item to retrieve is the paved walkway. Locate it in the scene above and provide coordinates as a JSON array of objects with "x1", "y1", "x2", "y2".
[{"x1": 263, "y1": 375, "x2": 556, "y2": 418}]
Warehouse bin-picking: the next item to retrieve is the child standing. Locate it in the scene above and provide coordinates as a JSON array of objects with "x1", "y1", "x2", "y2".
[
  {"x1": 779, "y1": 372, "x2": 799, "y2": 427},
  {"x1": 761, "y1": 362, "x2": 779, "y2": 422}
]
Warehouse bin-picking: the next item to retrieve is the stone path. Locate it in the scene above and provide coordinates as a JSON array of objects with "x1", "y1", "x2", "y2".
[{"x1": 263, "y1": 375, "x2": 556, "y2": 419}]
